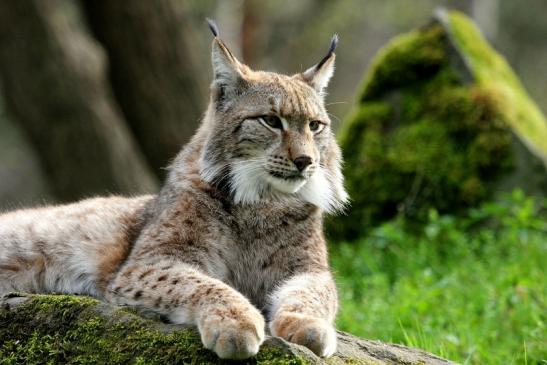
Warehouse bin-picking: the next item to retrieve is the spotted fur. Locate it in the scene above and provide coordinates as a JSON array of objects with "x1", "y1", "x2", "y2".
[{"x1": 0, "y1": 27, "x2": 347, "y2": 359}]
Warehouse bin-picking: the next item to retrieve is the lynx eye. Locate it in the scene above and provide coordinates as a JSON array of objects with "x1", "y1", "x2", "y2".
[
  {"x1": 309, "y1": 120, "x2": 325, "y2": 134},
  {"x1": 259, "y1": 115, "x2": 283, "y2": 130}
]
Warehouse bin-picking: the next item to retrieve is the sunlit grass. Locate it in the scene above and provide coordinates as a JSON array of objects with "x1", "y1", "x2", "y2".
[{"x1": 330, "y1": 191, "x2": 547, "y2": 364}]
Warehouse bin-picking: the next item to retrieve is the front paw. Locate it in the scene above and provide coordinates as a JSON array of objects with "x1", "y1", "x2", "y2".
[
  {"x1": 270, "y1": 312, "x2": 337, "y2": 357},
  {"x1": 198, "y1": 304, "x2": 265, "y2": 360}
]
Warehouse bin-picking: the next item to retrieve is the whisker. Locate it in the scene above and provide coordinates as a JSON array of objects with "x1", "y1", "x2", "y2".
[
  {"x1": 325, "y1": 101, "x2": 348, "y2": 106},
  {"x1": 327, "y1": 112, "x2": 341, "y2": 123}
]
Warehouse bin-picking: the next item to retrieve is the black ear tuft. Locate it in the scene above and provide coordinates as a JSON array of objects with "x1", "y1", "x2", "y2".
[
  {"x1": 328, "y1": 34, "x2": 339, "y2": 55},
  {"x1": 317, "y1": 34, "x2": 338, "y2": 70},
  {"x1": 206, "y1": 18, "x2": 219, "y2": 37}
]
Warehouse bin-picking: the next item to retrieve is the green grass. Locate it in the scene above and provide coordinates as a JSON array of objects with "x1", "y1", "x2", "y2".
[{"x1": 330, "y1": 190, "x2": 547, "y2": 364}]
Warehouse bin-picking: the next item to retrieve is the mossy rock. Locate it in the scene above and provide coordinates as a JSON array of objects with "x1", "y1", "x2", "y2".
[
  {"x1": 0, "y1": 293, "x2": 455, "y2": 364},
  {"x1": 329, "y1": 9, "x2": 547, "y2": 241}
]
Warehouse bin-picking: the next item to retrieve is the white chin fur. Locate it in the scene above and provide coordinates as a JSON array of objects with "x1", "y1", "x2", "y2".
[
  {"x1": 296, "y1": 168, "x2": 339, "y2": 213},
  {"x1": 229, "y1": 160, "x2": 307, "y2": 204},
  {"x1": 230, "y1": 160, "x2": 266, "y2": 205},
  {"x1": 213, "y1": 159, "x2": 342, "y2": 213},
  {"x1": 263, "y1": 174, "x2": 306, "y2": 194}
]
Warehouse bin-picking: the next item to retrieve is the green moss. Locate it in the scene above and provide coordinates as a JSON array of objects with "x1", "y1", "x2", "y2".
[
  {"x1": 0, "y1": 294, "x2": 309, "y2": 365},
  {"x1": 445, "y1": 11, "x2": 547, "y2": 165},
  {"x1": 254, "y1": 346, "x2": 308, "y2": 365},
  {"x1": 329, "y1": 12, "x2": 534, "y2": 241},
  {"x1": 357, "y1": 25, "x2": 448, "y2": 101}
]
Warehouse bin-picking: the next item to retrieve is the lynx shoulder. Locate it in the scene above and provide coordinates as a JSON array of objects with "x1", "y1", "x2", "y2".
[{"x1": 0, "y1": 21, "x2": 347, "y2": 360}]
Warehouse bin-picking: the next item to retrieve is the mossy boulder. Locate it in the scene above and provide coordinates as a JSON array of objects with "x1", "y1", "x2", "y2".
[
  {"x1": 0, "y1": 293, "x2": 455, "y2": 364},
  {"x1": 330, "y1": 9, "x2": 547, "y2": 241}
]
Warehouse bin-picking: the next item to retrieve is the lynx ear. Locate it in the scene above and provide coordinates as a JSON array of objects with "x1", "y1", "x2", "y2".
[
  {"x1": 301, "y1": 35, "x2": 338, "y2": 94},
  {"x1": 207, "y1": 19, "x2": 245, "y2": 96}
]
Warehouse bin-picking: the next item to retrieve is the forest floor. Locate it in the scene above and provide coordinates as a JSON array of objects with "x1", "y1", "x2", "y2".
[{"x1": 331, "y1": 190, "x2": 546, "y2": 365}]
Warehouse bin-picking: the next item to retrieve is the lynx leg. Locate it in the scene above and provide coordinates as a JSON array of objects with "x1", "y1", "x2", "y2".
[
  {"x1": 105, "y1": 260, "x2": 265, "y2": 360},
  {"x1": 268, "y1": 271, "x2": 338, "y2": 357}
]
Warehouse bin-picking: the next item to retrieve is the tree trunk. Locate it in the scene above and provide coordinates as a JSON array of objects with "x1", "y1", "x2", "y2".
[
  {"x1": 0, "y1": 293, "x2": 457, "y2": 365},
  {"x1": 83, "y1": 0, "x2": 209, "y2": 177},
  {"x1": 0, "y1": 0, "x2": 158, "y2": 202}
]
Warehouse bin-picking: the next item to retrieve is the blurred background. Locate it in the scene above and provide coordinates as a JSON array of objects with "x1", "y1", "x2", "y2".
[
  {"x1": 1, "y1": 0, "x2": 546, "y2": 208},
  {"x1": 0, "y1": 1, "x2": 545, "y2": 364}
]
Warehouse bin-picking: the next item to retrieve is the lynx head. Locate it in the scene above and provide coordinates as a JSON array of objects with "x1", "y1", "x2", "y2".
[{"x1": 200, "y1": 20, "x2": 348, "y2": 213}]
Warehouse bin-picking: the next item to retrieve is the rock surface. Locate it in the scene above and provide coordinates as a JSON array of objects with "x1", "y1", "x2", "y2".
[
  {"x1": 329, "y1": 9, "x2": 547, "y2": 241},
  {"x1": 0, "y1": 293, "x2": 456, "y2": 364}
]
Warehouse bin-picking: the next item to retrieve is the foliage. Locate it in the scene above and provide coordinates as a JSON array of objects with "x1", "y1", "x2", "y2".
[
  {"x1": 331, "y1": 191, "x2": 547, "y2": 365},
  {"x1": 329, "y1": 10, "x2": 547, "y2": 241}
]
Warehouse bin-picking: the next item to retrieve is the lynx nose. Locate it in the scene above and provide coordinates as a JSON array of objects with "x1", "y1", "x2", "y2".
[{"x1": 293, "y1": 155, "x2": 313, "y2": 172}]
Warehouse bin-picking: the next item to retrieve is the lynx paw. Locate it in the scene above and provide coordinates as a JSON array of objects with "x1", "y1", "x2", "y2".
[
  {"x1": 270, "y1": 313, "x2": 337, "y2": 357},
  {"x1": 198, "y1": 305, "x2": 265, "y2": 359}
]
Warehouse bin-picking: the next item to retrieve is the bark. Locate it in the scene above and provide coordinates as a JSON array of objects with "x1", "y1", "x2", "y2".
[
  {"x1": 0, "y1": 0, "x2": 158, "y2": 202},
  {"x1": 82, "y1": 0, "x2": 209, "y2": 177},
  {"x1": 239, "y1": 0, "x2": 332, "y2": 70},
  {"x1": 0, "y1": 293, "x2": 457, "y2": 365}
]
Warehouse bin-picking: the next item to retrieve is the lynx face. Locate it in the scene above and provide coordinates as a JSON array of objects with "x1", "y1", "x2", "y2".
[{"x1": 200, "y1": 35, "x2": 347, "y2": 213}]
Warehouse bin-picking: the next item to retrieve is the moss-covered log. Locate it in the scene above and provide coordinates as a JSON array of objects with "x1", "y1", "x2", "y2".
[
  {"x1": 329, "y1": 9, "x2": 547, "y2": 241},
  {"x1": 0, "y1": 293, "x2": 455, "y2": 364}
]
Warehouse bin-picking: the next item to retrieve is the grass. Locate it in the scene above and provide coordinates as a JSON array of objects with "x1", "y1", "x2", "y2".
[{"x1": 330, "y1": 190, "x2": 547, "y2": 364}]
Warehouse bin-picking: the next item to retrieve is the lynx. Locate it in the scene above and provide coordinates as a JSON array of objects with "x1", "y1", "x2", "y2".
[{"x1": 0, "y1": 20, "x2": 348, "y2": 360}]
